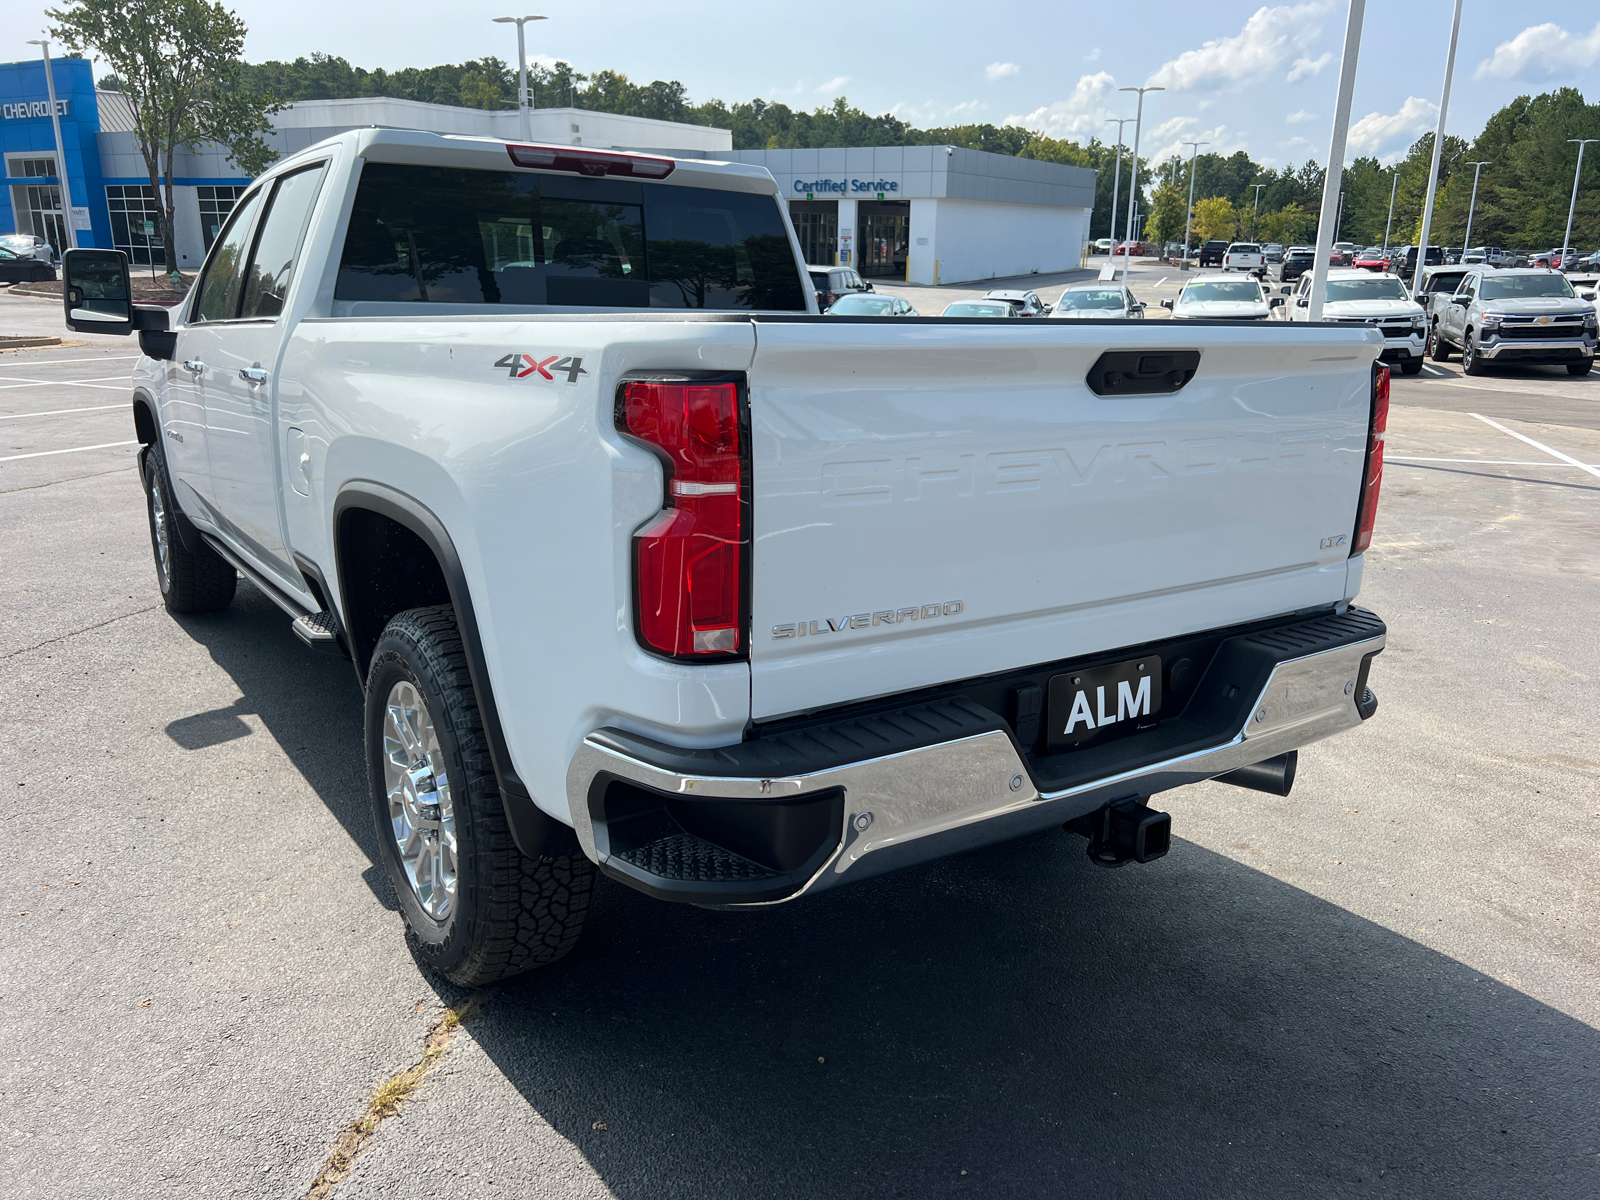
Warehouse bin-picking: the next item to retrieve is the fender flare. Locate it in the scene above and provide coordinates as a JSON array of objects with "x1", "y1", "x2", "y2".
[
  {"x1": 332, "y1": 480, "x2": 575, "y2": 858},
  {"x1": 132, "y1": 387, "x2": 204, "y2": 555}
]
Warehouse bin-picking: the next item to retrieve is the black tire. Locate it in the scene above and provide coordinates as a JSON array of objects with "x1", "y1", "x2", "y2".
[
  {"x1": 1568, "y1": 358, "x2": 1594, "y2": 377},
  {"x1": 1462, "y1": 330, "x2": 1489, "y2": 376},
  {"x1": 366, "y1": 606, "x2": 594, "y2": 986},
  {"x1": 1427, "y1": 322, "x2": 1452, "y2": 361},
  {"x1": 141, "y1": 440, "x2": 236, "y2": 613},
  {"x1": 29, "y1": 265, "x2": 52, "y2": 282},
  {"x1": 1400, "y1": 357, "x2": 1423, "y2": 375}
]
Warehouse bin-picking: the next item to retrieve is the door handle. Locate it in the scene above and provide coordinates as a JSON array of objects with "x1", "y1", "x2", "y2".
[
  {"x1": 240, "y1": 365, "x2": 269, "y2": 385},
  {"x1": 183, "y1": 359, "x2": 204, "y2": 374}
]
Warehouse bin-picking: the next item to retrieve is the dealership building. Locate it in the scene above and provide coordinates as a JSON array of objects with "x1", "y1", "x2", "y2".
[{"x1": 2, "y1": 55, "x2": 1094, "y2": 285}]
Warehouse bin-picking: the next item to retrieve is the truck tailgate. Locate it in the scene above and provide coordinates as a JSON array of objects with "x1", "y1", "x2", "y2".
[{"x1": 746, "y1": 318, "x2": 1380, "y2": 720}]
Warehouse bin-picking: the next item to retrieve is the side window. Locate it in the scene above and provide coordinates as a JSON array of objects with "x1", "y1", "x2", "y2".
[
  {"x1": 1458, "y1": 277, "x2": 1475, "y2": 299},
  {"x1": 240, "y1": 163, "x2": 328, "y2": 319},
  {"x1": 191, "y1": 187, "x2": 264, "y2": 323}
]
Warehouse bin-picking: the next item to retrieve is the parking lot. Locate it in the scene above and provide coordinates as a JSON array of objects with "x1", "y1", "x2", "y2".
[{"x1": 4, "y1": 277, "x2": 1599, "y2": 1199}]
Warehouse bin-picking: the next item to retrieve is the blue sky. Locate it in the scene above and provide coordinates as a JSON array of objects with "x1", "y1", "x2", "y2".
[{"x1": 11, "y1": 2, "x2": 1600, "y2": 167}]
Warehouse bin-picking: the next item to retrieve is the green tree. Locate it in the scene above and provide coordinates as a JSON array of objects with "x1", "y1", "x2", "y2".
[
  {"x1": 1192, "y1": 195, "x2": 1237, "y2": 242},
  {"x1": 51, "y1": 0, "x2": 279, "y2": 274},
  {"x1": 1258, "y1": 200, "x2": 1313, "y2": 246},
  {"x1": 1145, "y1": 179, "x2": 1188, "y2": 246}
]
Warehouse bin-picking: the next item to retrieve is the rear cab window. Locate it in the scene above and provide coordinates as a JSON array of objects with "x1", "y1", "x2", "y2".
[{"x1": 335, "y1": 163, "x2": 806, "y2": 311}]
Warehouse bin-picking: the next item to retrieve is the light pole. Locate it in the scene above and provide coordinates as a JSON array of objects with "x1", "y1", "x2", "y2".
[
  {"x1": 493, "y1": 14, "x2": 547, "y2": 142},
  {"x1": 1308, "y1": 0, "x2": 1367, "y2": 322},
  {"x1": 1381, "y1": 169, "x2": 1398, "y2": 255},
  {"x1": 25, "y1": 38, "x2": 76, "y2": 253},
  {"x1": 1249, "y1": 182, "x2": 1267, "y2": 240},
  {"x1": 1561, "y1": 140, "x2": 1598, "y2": 270},
  {"x1": 1460, "y1": 160, "x2": 1491, "y2": 256},
  {"x1": 1117, "y1": 85, "x2": 1163, "y2": 283},
  {"x1": 1104, "y1": 118, "x2": 1133, "y2": 257},
  {"x1": 1412, "y1": 0, "x2": 1463, "y2": 296},
  {"x1": 1182, "y1": 140, "x2": 1208, "y2": 264}
]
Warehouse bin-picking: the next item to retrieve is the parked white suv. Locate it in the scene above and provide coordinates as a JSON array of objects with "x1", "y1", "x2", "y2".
[
  {"x1": 1222, "y1": 243, "x2": 1266, "y2": 275},
  {"x1": 61, "y1": 128, "x2": 1390, "y2": 984},
  {"x1": 1161, "y1": 273, "x2": 1272, "y2": 320}
]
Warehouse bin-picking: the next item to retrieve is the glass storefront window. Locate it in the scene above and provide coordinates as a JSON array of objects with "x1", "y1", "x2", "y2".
[
  {"x1": 106, "y1": 184, "x2": 165, "y2": 266},
  {"x1": 197, "y1": 185, "x2": 248, "y2": 251}
]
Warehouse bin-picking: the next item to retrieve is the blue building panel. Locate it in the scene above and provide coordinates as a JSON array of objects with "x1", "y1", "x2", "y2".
[{"x1": 0, "y1": 55, "x2": 107, "y2": 249}]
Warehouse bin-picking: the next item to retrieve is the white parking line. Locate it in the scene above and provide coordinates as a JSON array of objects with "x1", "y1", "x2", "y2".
[
  {"x1": 0, "y1": 403, "x2": 125, "y2": 421},
  {"x1": 1420, "y1": 364, "x2": 1449, "y2": 377},
  {"x1": 0, "y1": 376, "x2": 133, "y2": 391},
  {"x1": 1387, "y1": 455, "x2": 1597, "y2": 467},
  {"x1": 0, "y1": 439, "x2": 138, "y2": 463},
  {"x1": 0, "y1": 355, "x2": 142, "y2": 368},
  {"x1": 1470, "y1": 412, "x2": 1600, "y2": 481}
]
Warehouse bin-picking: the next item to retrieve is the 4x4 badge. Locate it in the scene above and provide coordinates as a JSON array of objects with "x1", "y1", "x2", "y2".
[{"x1": 494, "y1": 353, "x2": 587, "y2": 383}]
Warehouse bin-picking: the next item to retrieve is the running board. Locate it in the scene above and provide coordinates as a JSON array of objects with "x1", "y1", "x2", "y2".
[{"x1": 292, "y1": 611, "x2": 349, "y2": 659}]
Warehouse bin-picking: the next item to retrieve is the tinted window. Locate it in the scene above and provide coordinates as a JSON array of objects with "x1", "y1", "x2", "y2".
[
  {"x1": 1426, "y1": 272, "x2": 1465, "y2": 294},
  {"x1": 192, "y1": 188, "x2": 263, "y2": 323},
  {"x1": 335, "y1": 163, "x2": 806, "y2": 311},
  {"x1": 241, "y1": 164, "x2": 327, "y2": 319},
  {"x1": 1059, "y1": 289, "x2": 1126, "y2": 310},
  {"x1": 1182, "y1": 280, "x2": 1263, "y2": 302},
  {"x1": 1325, "y1": 279, "x2": 1409, "y2": 302},
  {"x1": 1481, "y1": 274, "x2": 1575, "y2": 300}
]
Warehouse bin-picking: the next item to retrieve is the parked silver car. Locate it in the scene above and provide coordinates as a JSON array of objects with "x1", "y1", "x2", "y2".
[
  {"x1": 1428, "y1": 268, "x2": 1598, "y2": 376},
  {"x1": 1049, "y1": 283, "x2": 1144, "y2": 319}
]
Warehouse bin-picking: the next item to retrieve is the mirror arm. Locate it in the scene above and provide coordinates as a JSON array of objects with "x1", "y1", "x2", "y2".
[{"x1": 133, "y1": 305, "x2": 171, "y2": 332}]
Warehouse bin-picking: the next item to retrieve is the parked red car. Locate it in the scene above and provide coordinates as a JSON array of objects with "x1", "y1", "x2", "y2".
[
  {"x1": 1353, "y1": 247, "x2": 1389, "y2": 271},
  {"x1": 1113, "y1": 241, "x2": 1149, "y2": 257}
]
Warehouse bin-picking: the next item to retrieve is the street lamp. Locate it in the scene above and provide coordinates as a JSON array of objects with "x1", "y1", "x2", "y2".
[
  {"x1": 1561, "y1": 139, "x2": 1598, "y2": 270},
  {"x1": 1249, "y1": 182, "x2": 1267, "y2": 240},
  {"x1": 493, "y1": 14, "x2": 547, "y2": 142},
  {"x1": 25, "y1": 38, "x2": 76, "y2": 253},
  {"x1": 1117, "y1": 85, "x2": 1163, "y2": 283},
  {"x1": 1104, "y1": 118, "x2": 1133, "y2": 259},
  {"x1": 1460, "y1": 161, "x2": 1491, "y2": 258},
  {"x1": 1381, "y1": 169, "x2": 1398, "y2": 256},
  {"x1": 1181, "y1": 140, "x2": 1208, "y2": 264}
]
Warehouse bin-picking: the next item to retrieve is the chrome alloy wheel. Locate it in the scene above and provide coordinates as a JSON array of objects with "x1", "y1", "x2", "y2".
[
  {"x1": 147, "y1": 460, "x2": 171, "y2": 591},
  {"x1": 382, "y1": 680, "x2": 458, "y2": 919}
]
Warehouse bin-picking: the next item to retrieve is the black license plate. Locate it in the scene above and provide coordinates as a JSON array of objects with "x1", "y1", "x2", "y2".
[{"x1": 1046, "y1": 655, "x2": 1163, "y2": 752}]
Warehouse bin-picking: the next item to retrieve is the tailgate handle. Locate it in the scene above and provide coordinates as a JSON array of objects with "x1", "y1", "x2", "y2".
[{"x1": 1086, "y1": 350, "x2": 1200, "y2": 396}]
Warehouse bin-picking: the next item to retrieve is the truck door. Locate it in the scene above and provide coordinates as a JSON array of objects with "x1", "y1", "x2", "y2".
[
  {"x1": 162, "y1": 186, "x2": 266, "y2": 511},
  {"x1": 1444, "y1": 275, "x2": 1474, "y2": 342},
  {"x1": 199, "y1": 163, "x2": 328, "y2": 587}
]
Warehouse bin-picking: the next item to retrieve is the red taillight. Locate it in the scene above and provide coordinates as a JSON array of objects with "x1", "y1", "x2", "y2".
[
  {"x1": 620, "y1": 380, "x2": 745, "y2": 658},
  {"x1": 506, "y1": 143, "x2": 674, "y2": 179},
  {"x1": 1352, "y1": 363, "x2": 1389, "y2": 555}
]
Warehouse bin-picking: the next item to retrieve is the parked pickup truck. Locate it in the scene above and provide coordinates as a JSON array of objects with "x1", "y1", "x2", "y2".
[
  {"x1": 1222, "y1": 242, "x2": 1266, "y2": 275},
  {"x1": 1427, "y1": 267, "x2": 1597, "y2": 375},
  {"x1": 63, "y1": 129, "x2": 1390, "y2": 985}
]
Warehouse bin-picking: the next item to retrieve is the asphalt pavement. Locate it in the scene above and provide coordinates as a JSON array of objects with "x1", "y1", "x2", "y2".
[{"x1": 3, "y1": 277, "x2": 1599, "y2": 1199}]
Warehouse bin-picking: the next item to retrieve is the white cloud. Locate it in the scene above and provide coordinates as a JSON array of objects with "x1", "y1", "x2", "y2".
[
  {"x1": 986, "y1": 62, "x2": 1020, "y2": 80},
  {"x1": 1084, "y1": 47, "x2": 1102, "y2": 62},
  {"x1": 1005, "y1": 71, "x2": 1118, "y2": 139},
  {"x1": 1286, "y1": 52, "x2": 1332, "y2": 82},
  {"x1": 889, "y1": 98, "x2": 985, "y2": 124},
  {"x1": 815, "y1": 76, "x2": 850, "y2": 94},
  {"x1": 1146, "y1": 123, "x2": 1249, "y2": 168},
  {"x1": 1475, "y1": 21, "x2": 1600, "y2": 79},
  {"x1": 1346, "y1": 96, "x2": 1437, "y2": 155},
  {"x1": 1285, "y1": 109, "x2": 1314, "y2": 124},
  {"x1": 1147, "y1": 2, "x2": 1330, "y2": 90}
]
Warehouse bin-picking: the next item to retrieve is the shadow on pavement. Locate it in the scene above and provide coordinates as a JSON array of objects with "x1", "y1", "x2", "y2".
[
  {"x1": 172, "y1": 580, "x2": 385, "y2": 902},
  {"x1": 169, "y1": 581, "x2": 1599, "y2": 1198},
  {"x1": 468, "y1": 834, "x2": 1598, "y2": 1199}
]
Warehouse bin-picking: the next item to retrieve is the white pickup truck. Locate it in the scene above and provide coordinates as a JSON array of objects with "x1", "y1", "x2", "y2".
[{"x1": 64, "y1": 129, "x2": 1389, "y2": 985}]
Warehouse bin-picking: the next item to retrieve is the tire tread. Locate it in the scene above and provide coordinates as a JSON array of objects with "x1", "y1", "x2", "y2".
[{"x1": 372, "y1": 606, "x2": 593, "y2": 986}]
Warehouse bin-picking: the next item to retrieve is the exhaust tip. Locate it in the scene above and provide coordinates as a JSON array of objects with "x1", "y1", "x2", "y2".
[{"x1": 1214, "y1": 751, "x2": 1298, "y2": 797}]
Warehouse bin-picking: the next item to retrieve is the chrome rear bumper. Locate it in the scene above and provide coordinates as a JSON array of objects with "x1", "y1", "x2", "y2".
[{"x1": 567, "y1": 615, "x2": 1385, "y2": 905}]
